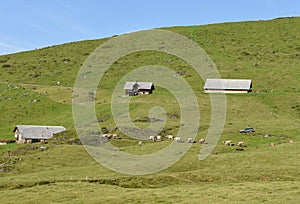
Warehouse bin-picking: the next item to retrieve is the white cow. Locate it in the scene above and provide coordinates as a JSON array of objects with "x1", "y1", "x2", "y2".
[
  {"x1": 199, "y1": 138, "x2": 205, "y2": 144},
  {"x1": 174, "y1": 137, "x2": 182, "y2": 142},
  {"x1": 236, "y1": 141, "x2": 245, "y2": 147},
  {"x1": 223, "y1": 140, "x2": 232, "y2": 146},
  {"x1": 166, "y1": 135, "x2": 174, "y2": 140},
  {"x1": 269, "y1": 142, "x2": 276, "y2": 147},
  {"x1": 149, "y1": 135, "x2": 156, "y2": 141},
  {"x1": 156, "y1": 135, "x2": 162, "y2": 142},
  {"x1": 103, "y1": 134, "x2": 112, "y2": 139},
  {"x1": 187, "y1": 138, "x2": 194, "y2": 143}
]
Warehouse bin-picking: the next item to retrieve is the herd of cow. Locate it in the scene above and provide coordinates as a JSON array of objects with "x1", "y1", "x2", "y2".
[
  {"x1": 145, "y1": 135, "x2": 206, "y2": 144},
  {"x1": 223, "y1": 140, "x2": 245, "y2": 147},
  {"x1": 102, "y1": 133, "x2": 247, "y2": 148},
  {"x1": 101, "y1": 133, "x2": 207, "y2": 144}
]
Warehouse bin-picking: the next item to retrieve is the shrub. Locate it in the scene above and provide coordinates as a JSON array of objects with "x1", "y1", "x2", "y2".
[{"x1": 2, "y1": 64, "x2": 10, "y2": 68}]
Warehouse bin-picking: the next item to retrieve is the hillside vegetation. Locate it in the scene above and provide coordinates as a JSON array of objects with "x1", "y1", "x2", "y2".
[{"x1": 0, "y1": 17, "x2": 299, "y2": 203}]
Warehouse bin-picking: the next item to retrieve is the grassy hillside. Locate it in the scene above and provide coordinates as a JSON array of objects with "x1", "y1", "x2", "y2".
[{"x1": 0, "y1": 17, "x2": 299, "y2": 203}]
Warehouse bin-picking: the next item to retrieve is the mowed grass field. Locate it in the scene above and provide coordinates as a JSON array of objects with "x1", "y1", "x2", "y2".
[{"x1": 0, "y1": 17, "x2": 299, "y2": 203}]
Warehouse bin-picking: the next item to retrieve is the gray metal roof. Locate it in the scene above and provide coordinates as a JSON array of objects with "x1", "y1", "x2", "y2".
[
  {"x1": 204, "y1": 79, "x2": 252, "y2": 90},
  {"x1": 15, "y1": 125, "x2": 66, "y2": 139},
  {"x1": 124, "y1": 82, "x2": 154, "y2": 90}
]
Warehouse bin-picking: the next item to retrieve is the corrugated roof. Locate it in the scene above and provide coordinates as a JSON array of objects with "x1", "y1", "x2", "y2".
[
  {"x1": 204, "y1": 79, "x2": 252, "y2": 90},
  {"x1": 15, "y1": 125, "x2": 66, "y2": 139},
  {"x1": 124, "y1": 82, "x2": 154, "y2": 90}
]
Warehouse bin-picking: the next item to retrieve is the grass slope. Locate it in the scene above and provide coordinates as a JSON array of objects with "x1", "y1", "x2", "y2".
[{"x1": 0, "y1": 17, "x2": 299, "y2": 203}]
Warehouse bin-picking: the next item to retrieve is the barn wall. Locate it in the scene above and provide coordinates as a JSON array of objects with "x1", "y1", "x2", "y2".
[
  {"x1": 204, "y1": 89, "x2": 249, "y2": 93},
  {"x1": 125, "y1": 89, "x2": 153, "y2": 95},
  {"x1": 138, "y1": 89, "x2": 152, "y2": 95},
  {"x1": 125, "y1": 89, "x2": 134, "y2": 95},
  {"x1": 15, "y1": 134, "x2": 25, "y2": 144},
  {"x1": 138, "y1": 90, "x2": 150, "y2": 94},
  {"x1": 14, "y1": 129, "x2": 25, "y2": 143}
]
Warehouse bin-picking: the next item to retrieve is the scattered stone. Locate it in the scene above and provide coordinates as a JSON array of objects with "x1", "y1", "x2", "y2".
[{"x1": 38, "y1": 146, "x2": 48, "y2": 151}]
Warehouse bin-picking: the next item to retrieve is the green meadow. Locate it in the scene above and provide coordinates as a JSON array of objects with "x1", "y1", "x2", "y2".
[{"x1": 0, "y1": 17, "x2": 299, "y2": 203}]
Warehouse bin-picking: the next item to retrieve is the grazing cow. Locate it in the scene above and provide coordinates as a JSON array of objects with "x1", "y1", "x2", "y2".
[
  {"x1": 289, "y1": 139, "x2": 294, "y2": 144},
  {"x1": 103, "y1": 134, "x2": 112, "y2": 139},
  {"x1": 112, "y1": 134, "x2": 118, "y2": 139},
  {"x1": 187, "y1": 138, "x2": 195, "y2": 143},
  {"x1": 199, "y1": 138, "x2": 205, "y2": 144},
  {"x1": 174, "y1": 137, "x2": 182, "y2": 142},
  {"x1": 102, "y1": 134, "x2": 115, "y2": 141},
  {"x1": 149, "y1": 135, "x2": 156, "y2": 141},
  {"x1": 156, "y1": 135, "x2": 162, "y2": 142},
  {"x1": 138, "y1": 141, "x2": 144, "y2": 146},
  {"x1": 236, "y1": 141, "x2": 245, "y2": 147},
  {"x1": 223, "y1": 140, "x2": 232, "y2": 146},
  {"x1": 166, "y1": 135, "x2": 173, "y2": 140},
  {"x1": 269, "y1": 142, "x2": 276, "y2": 147}
]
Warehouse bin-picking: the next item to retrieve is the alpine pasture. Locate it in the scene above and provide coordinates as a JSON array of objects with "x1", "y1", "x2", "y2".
[{"x1": 0, "y1": 17, "x2": 299, "y2": 203}]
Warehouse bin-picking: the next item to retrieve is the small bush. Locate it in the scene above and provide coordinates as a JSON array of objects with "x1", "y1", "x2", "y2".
[
  {"x1": 2, "y1": 64, "x2": 10, "y2": 68},
  {"x1": 101, "y1": 127, "x2": 109, "y2": 134},
  {"x1": 0, "y1": 59, "x2": 8, "y2": 63}
]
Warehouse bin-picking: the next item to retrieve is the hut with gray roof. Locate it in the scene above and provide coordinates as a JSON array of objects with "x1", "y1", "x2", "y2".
[
  {"x1": 13, "y1": 125, "x2": 66, "y2": 144},
  {"x1": 204, "y1": 79, "x2": 252, "y2": 93},
  {"x1": 124, "y1": 82, "x2": 155, "y2": 96}
]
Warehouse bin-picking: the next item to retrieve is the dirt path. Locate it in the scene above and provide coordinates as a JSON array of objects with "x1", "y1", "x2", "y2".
[{"x1": 0, "y1": 81, "x2": 73, "y2": 89}]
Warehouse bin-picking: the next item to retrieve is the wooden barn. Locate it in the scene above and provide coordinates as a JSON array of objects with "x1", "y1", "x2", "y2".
[
  {"x1": 124, "y1": 82, "x2": 155, "y2": 96},
  {"x1": 13, "y1": 125, "x2": 66, "y2": 144},
  {"x1": 204, "y1": 79, "x2": 252, "y2": 93}
]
